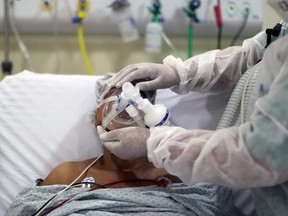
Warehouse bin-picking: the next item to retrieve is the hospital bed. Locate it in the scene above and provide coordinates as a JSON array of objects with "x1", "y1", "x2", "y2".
[{"x1": 0, "y1": 71, "x2": 249, "y2": 215}]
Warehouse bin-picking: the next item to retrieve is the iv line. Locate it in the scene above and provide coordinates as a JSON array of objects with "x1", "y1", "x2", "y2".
[
  {"x1": 33, "y1": 153, "x2": 103, "y2": 216},
  {"x1": 78, "y1": 24, "x2": 94, "y2": 75}
]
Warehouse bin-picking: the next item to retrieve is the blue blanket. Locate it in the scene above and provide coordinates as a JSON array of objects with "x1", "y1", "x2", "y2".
[{"x1": 5, "y1": 183, "x2": 238, "y2": 216}]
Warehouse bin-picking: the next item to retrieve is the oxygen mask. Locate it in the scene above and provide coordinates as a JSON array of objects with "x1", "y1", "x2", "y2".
[{"x1": 96, "y1": 87, "x2": 151, "y2": 131}]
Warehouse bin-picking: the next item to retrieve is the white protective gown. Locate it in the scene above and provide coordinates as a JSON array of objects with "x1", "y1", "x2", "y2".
[{"x1": 147, "y1": 35, "x2": 288, "y2": 215}]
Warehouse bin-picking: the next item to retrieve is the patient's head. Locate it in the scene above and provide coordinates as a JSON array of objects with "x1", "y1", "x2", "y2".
[
  {"x1": 94, "y1": 83, "x2": 173, "y2": 179},
  {"x1": 95, "y1": 84, "x2": 151, "y2": 163}
]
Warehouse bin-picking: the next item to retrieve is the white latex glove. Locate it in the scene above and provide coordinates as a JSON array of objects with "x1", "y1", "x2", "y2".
[
  {"x1": 107, "y1": 63, "x2": 180, "y2": 91},
  {"x1": 97, "y1": 126, "x2": 150, "y2": 160}
]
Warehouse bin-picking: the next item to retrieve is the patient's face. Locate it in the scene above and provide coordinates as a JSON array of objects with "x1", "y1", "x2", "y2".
[{"x1": 95, "y1": 87, "x2": 173, "y2": 180}]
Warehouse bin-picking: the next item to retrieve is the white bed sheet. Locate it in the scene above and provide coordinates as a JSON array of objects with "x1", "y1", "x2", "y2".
[{"x1": 0, "y1": 71, "x2": 234, "y2": 215}]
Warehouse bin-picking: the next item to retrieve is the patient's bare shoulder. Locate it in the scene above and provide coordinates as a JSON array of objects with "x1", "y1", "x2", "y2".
[{"x1": 41, "y1": 159, "x2": 94, "y2": 185}]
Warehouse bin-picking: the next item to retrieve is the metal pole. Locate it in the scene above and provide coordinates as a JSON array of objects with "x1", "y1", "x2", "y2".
[
  {"x1": 2, "y1": 0, "x2": 13, "y2": 77},
  {"x1": 4, "y1": 0, "x2": 10, "y2": 60}
]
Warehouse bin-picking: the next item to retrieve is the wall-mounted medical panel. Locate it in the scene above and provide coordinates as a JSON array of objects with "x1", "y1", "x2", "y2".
[{"x1": 0, "y1": 0, "x2": 263, "y2": 36}]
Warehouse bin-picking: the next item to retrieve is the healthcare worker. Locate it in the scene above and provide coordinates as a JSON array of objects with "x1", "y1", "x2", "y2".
[{"x1": 99, "y1": 1, "x2": 288, "y2": 215}]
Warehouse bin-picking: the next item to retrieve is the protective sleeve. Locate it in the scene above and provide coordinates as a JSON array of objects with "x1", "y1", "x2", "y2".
[
  {"x1": 163, "y1": 31, "x2": 266, "y2": 94},
  {"x1": 147, "y1": 36, "x2": 288, "y2": 189},
  {"x1": 147, "y1": 126, "x2": 288, "y2": 189}
]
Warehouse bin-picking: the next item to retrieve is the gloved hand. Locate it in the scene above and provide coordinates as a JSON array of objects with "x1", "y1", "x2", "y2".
[
  {"x1": 107, "y1": 63, "x2": 180, "y2": 91},
  {"x1": 97, "y1": 126, "x2": 150, "y2": 160}
]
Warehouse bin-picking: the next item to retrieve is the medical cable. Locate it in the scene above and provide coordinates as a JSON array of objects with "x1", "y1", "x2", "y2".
[
  {"x1": 40, "y1": 176, "x2": 171, "y2": 215},
  {"x1": 230, "y1": 7, "x2": 250, "y2": 46},
  {"x1": 182, "y1": 0, "x2": 201, "y2": 58},
  {"x1": 32, "y1": 153, "x2": 104, "y2": 216},
  {"x1": 72, "y1": 0, "x2": 94, "y2": 76},
  {"x1": 214, "y1": 0, "x2": 222, "y2": 49},
  {"x1": 9, "y1": 0, "x2": 36, "y2": 72},
  {"x1": 89, "y1": 176, "x2": 171, "y2": 190}
]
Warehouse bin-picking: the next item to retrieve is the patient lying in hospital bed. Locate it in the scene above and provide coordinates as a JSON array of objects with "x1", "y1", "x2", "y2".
[
  {"x1": 1, "y1": 72, "x2": 239, "y2": 216},
  {"x1": 9, "y1": 149, "x2": 237, "y2": 215}
]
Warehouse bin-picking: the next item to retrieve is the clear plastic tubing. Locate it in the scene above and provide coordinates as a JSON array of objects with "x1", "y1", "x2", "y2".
[
  {"x1": 125, "y1": 104, "x2": 146, "y2": 127},
  {"x1": 217, "y1": 68, "x2": 252, "y2": 129},
  {"x1": 217, "y1": 63, "x2": 260, "y2": 129}
]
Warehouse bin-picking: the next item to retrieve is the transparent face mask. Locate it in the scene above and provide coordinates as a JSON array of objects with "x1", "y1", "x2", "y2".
[{"x1": 96, "y1": 87, "x2": 147, "y2": 131}]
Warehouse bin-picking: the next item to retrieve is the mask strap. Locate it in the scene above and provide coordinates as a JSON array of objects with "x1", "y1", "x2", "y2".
[
  {"x1": 98, "y1": 95, "x2": 118, "y2": 107},
  {"x1": 101, "y1": 95, "x2": 129, "y2": 129}
]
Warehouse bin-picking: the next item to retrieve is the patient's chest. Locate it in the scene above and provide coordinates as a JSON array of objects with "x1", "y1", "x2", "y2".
[{"x1": 82, "y1": 158, "x2": 179, "y2": 188}]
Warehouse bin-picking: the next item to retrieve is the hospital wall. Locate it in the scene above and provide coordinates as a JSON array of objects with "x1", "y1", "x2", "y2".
[{"x1": 0, "y1": 3, "x2": 281, "y2": 76}]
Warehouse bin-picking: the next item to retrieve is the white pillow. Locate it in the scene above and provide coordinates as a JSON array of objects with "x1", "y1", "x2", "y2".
[{"x1": 0, "y1": 71, "x2": 103, "y2": 215}]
